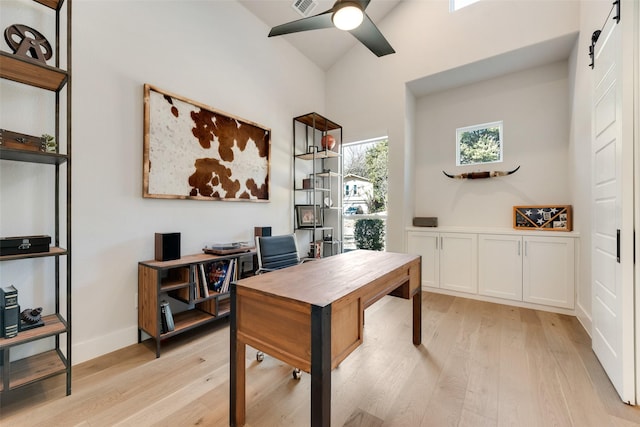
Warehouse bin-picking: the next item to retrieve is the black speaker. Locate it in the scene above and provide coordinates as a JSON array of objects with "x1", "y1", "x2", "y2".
[
  {"x1": 155, "y1": 233, "x2": 181, "y2": 261},
  {"x1": 254, "y1": 226, "x2": 272, "y2": 237}
]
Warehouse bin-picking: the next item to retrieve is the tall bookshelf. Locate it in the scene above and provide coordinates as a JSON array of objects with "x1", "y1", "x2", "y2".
[
  {"x1": 293, "y1": 113, "x2": 343, "y2": 257},
  {"x1": 0, "y1": 0, "x2": 72, "y2": 395}
]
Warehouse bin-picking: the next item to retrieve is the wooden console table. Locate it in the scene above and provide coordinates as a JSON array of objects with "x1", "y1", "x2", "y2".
[{"x1": 230, "y1": 250, "x2": 422, "y2": 427}]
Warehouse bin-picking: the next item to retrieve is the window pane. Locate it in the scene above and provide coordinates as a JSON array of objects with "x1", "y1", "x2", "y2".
[
  {"x1": 456, "y1": 121, "x2": 503, "y2": 166},
  {"x1": 451, "y1": 0, "x2": 481, "y2": 12}
]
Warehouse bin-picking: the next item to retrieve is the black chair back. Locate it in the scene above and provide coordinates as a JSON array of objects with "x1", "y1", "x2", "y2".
[{"x1": 255, "y1": 234, "x2": 301, "y2": 272}]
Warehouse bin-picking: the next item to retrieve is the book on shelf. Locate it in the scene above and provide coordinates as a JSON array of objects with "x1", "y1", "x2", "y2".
[
  {"x1": 160, "y1": 300, "x2": 175, "y2": 333},
  {"x1": 198, "y1": 263, "x2": 208, "y2": 298},
  {"x1": 204, "y1": 259, "x2": 234, "y2": 293},
  {"x1": 1, "y1": 285, "x2": 19, "y2": 338}
]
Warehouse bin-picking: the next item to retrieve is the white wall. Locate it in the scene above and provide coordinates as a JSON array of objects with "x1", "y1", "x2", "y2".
[
  {"x1": 326, "y1": 0, "x2": 580, "y2": 253},
  {"x1": 414, "y1": 61, "x2": 570, "y2": 227},
  {"x1": 1, "y1": 0, "x2": 326, "y2": 363}
]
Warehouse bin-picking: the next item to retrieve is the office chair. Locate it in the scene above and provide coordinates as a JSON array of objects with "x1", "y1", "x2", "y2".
[{"x1": 254, "y1": 233, "x2": 309, "y2": 379}]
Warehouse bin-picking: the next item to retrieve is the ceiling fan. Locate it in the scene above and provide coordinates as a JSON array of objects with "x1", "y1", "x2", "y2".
[{"x1": 268, "y1": 0, "x2": 395, "y2": 57}]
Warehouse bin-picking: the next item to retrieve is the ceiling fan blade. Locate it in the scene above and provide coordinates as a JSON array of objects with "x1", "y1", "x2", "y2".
[
  {"x1": 268, "y1": 10, "x2": 334, "y2": 37},
  {"x1": 348, "y1": 13, "x2": 395, "y2": 57},
  {"x1": 352, "y1": 0, "x2": 372, "y2": 10}
]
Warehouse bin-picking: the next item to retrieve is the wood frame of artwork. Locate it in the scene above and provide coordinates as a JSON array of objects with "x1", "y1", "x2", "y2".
[
  {"x1": 143, "y1": 84, "x2": 271, "y2": 201},
  {"x1": 513, "y1": 205, "x2": 572, "y2": 231}
]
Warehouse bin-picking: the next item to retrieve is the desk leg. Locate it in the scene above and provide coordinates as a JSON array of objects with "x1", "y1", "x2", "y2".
[
  {"x1": 412, "y1": 290, "x2": 422, "y2": 345},
  {"x1": 311, "y1": 304, "x2": 331, "y2": 427},
  {"x1": 230, "y1": 284, "x2": 246, "y2": 427}
]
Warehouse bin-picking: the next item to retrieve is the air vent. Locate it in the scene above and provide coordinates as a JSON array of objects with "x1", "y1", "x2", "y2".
[{"x1": 291, "y1": 0, "x2": 318, "y2": 17}]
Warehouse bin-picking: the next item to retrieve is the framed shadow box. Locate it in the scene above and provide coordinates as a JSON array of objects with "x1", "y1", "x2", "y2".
[{"x1": 513, "y1": 205, "x2": 572, "y2": 231}]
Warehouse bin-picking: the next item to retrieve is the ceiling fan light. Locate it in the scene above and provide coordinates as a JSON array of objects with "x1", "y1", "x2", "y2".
[{"x1": 332, "y1": 3, "x2": 364, "y2": 31}]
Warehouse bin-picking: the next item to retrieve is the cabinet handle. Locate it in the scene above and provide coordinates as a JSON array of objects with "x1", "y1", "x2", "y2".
[
  {"x1": 440, "y1": 236, "x2": 443, "y2": 250},
  {"x1": 518, "y1": 241, "x2": 521, "y2": 256},
  {"x1": 616, "y1": 229, "x2": 620, "y2": 263}
]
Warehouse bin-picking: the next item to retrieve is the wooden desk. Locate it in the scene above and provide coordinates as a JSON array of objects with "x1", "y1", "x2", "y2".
[{"x1": 230, "y1": 250, "x2": 422, "y2": 427}]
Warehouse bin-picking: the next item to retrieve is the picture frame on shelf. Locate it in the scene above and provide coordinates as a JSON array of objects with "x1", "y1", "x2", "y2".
[{"x1": 295, "y1": 204, "x2": 322, "y2": 228}]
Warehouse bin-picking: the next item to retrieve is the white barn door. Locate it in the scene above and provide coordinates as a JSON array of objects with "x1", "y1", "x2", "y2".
[{"x1": 591, "y1": 4, "x2": 636, "y2": 404}]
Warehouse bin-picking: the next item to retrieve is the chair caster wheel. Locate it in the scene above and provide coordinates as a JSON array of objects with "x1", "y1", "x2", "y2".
[
  {"x1": 256, "y1": 351, "x2": 264, "y2": 362},
  {"x1": 292, "y1": 368, "x2": 302, "y2": 380}
]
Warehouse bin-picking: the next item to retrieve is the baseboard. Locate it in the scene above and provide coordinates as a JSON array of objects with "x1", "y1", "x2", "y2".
[
  {"x1": 72, "y1": 325, "x2": 138, "y2": 365},
  {"x1": 575, "y1": 299, "x2": 592, "y2": 338},
  {"x1": 422, "y1": 286, "x2": 577, "y2": 316}
]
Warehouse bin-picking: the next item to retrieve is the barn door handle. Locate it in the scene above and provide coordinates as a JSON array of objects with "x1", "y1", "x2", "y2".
[{"x1": 616, "y1": 229, "x2": 620, "y2": 263}]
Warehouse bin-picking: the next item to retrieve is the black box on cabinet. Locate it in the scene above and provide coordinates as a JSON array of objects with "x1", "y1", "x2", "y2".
[
  {"x1": 155, "y1": 233, "x2": 181, "y2": 261},
  {"x1": 412, "y1": 217, "x2": 438, "y2": 227},
  {"x1": 0, "y1": 235, "x2": 51, "y2": 256}
]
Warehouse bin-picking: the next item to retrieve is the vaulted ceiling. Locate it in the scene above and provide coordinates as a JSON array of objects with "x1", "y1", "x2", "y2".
[{"x1": 238, "y1": 0, "x2": 402, "y2": 70}]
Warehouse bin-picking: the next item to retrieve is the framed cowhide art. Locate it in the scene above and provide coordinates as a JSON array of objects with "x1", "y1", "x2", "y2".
[{"x1": 143, "y1": 84, "x2": 270, "y2": 201}]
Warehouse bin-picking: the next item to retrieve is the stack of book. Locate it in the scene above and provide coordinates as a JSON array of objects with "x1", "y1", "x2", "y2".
[{"x1": 194, "y1": 258, "x2": 237, "y2": 298}]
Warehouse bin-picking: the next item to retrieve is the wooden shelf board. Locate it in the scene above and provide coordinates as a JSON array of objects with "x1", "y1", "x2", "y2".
[
  {"x1": 5, "y1": 350, "x2": 67, "y2": 391},
  {"x1": 0, "y1": 246, "x2": 67, "y2": 262},
  {"x1": 0, "y1": 146, "x2": 68, "y2": 164},
  {"x1": 0, "y1": 51, "x2": 68, "y2": 91},
  {"x1": 315, "y1": 172, "x2": 340, "y2": 178},
  {"x1": 218, "y1": 299, "x2": 231, "y2": 316},
  {"x1": 160, "y1": 279, "x2": 191, "y2": 293},
  {"x1": 34, "y1": 0, "x2": 63, "y2": 10},
  {"x1": 160, "y1": 310, "x2": 216, "y2": 339},
  {"x1": 140, "y1": 252, "x2": 254, "y2": 269},
  {"x1": 0, "y1": 314, "x2": 67, "y2": 349},
  {"x1": 294, "y1": 187, "x2": 331, "y2": 192},
  {"x1": 294, "y1": 112, "x2": 341, "y2": 131},
  {"x1": 296, "y1": 150, "x2": 340, "y2": 160}
]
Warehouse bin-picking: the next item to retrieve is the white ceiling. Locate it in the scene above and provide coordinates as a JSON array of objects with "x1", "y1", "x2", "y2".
[{"x1": 238, "y1": 0, "x2": 403, "y2": 70}]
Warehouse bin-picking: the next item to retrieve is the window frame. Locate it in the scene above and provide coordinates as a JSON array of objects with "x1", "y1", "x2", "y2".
[{"x1": 455, "y1": 120, "x2": 503, "y2": 166}]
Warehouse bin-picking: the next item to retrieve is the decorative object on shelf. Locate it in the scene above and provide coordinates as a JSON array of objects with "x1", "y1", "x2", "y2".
[
  {"x1": 412, "y1": 217, "x2": 438, "y2": 227},
  {"x1": 0, "y1": 235, "x2": 51, "y2": 256},
  {"x1": 268, "y1": 0, "x2": 395, "y2": 57},
  {"x1": 513, "y1": 205, "x2": 572, "y2": 231},
  {"x1": 202, "y1": 241, "x2": 253, "y2": 255},
  {"x1": 324, "y1": 197, "x2": 333, "y2": 207},
  {"x1": 42, "y1": 133, "x2": 57, "y2": 152},
  {"x1": 0, "y1": 129, "x2": 47, "y2": 152},
  {"x1": 321, "y1": 134, "x2": 336, "y2": 150},
  {"x1": 442, "y1": 165, "x2": 520, "y2": 180},
  {"x1": 310, "y1": 240, "x2": 322, "y2": 258},
  {"x1": 1, "y1": 285, "x2": 19, "y2": 338},
  {"x1": 302, "y1": 176, "x2": 323, "y2": 189},
  {"x1": 143, "y1": 84, "x2": 271, "y2": 201},
  {"x1": 4, "y1": 24, "x2": 52, "y2": 64},
  {"x1": 254, "y1": 226, "x2": 272, "y2": 237},
  {"x1": 154, "y1": 232, "x2": 181, "y2": 261},
  {"x1": 20, "y1": 307, "x2": 44, "y2": 331},
  {"x1": 295, "y1": 204, "x2": 323, "y2": 228}
]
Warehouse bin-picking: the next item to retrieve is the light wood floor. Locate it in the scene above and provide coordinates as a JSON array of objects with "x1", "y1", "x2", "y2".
[{"x1": 1, "y1": 292, "x2": 639, "y2": 426}]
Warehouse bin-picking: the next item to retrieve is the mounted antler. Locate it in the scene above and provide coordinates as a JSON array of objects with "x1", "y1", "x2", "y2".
[{"x1": 443, "y1": 165, "x2": 520, "y2": 180}]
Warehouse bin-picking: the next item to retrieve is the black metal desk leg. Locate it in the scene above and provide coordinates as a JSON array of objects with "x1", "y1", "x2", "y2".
[{"x1": 311, "y1": 304, "x2": 332, "y2": 427}]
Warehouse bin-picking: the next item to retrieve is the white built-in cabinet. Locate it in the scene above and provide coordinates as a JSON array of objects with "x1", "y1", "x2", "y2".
[
  {"x1": 407, "y1": 231, "x2": 477, "y2": 294},
  {"x1": 408, "y1": 228, "x2": 577, "y2": 312}
]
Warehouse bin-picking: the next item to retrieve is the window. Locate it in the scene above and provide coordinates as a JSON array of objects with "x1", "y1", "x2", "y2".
[
  {"x1": 456, "y1": 121, "x2": 503, "y2": 166},
  {"x1": 450, "y1": 0, "x2": 481, "y2": 11}
]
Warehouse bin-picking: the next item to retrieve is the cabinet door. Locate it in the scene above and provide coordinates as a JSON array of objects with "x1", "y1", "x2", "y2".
[
  {"x1": 439, "y1": 233, "x2": 477, "y2": 294},
  {"x1": 407, "y1": 231, "x2": 438, "y2": 288},
  {"x1": 478, "y1": 234, "x2": 523, "y2": 301},
  {"x1": 522, "y1": 236, "x2": 575, "y2": 308}
]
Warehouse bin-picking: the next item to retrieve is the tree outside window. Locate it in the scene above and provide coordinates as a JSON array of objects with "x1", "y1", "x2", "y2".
[{"x1": 456, "y1": 121, "x2": 503, "y2": 166}]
